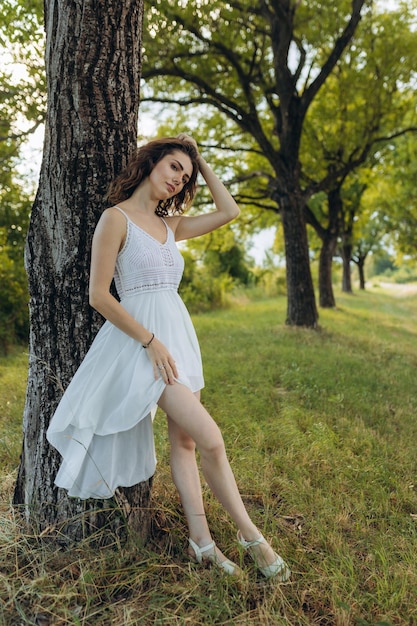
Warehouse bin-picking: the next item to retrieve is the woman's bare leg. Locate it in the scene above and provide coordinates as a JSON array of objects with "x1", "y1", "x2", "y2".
[
  {"x1": 158, "y1": 383, "x2": 280, "y2": 568},
  {"x1": 167, "y1": 413, "x2": 208, "y2": 541},
  {"x1": 167, "y1": 410, "x2": 236, "y2": 565}
]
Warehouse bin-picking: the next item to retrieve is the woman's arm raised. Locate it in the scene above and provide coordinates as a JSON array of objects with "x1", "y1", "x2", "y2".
[{"x1": 171, "y1": 137, "x2": 240, "y2": 241}]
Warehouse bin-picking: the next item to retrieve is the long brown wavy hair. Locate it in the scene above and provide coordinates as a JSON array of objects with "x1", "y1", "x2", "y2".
[{"x1": 105, "y1": 137, "x2": 199, "y2": 216}]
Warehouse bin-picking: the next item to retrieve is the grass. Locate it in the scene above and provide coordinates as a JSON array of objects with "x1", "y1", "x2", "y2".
[{"x1": 1, "y1": 285, "x2": 417, "y2": 625}]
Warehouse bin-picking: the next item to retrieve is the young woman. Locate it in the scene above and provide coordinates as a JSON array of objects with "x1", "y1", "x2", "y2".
[{"x1": 47, "y1": 134, "x2": 290, "y2": 581}]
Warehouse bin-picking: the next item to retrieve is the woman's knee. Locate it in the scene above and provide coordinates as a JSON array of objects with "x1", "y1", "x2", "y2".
[
  {"x1": 174, "y1": 433, "x2": 196, "y2": 454},
  {"x1": 168, "y1": 417, "x2": 196, "y2": 453},
  {"x1": 199, "y1": 429, "x2": 226, "y2": 461}
]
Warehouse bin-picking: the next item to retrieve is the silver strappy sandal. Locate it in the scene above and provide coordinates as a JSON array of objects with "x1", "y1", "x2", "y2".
[
  {"x1": 237, "y1": 532, "x2": 291, "y2": 581},
  {"x1": 188, "y1": 538, "x2": 241, "y2": 576}
]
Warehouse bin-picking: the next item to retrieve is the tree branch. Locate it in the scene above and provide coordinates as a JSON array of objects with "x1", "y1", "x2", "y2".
[
  {"x1": 144, "y1": 5, "x2": 282, "y2": 160},
  {"x1": 140, "y1": 93, "x2": 248, "y2": 129},
  {"x1": 228, "y1": 170, "x2": 274, "y2": 185},
  {"x1": 301, "y1": 0, "x2": 366, "y2": 114},
  {"x1": 234, "y1": 197, "x2": 280, "y2": 212},
  {"x1": 304, "y1": 204, "x2": 327, "y2": 239},
  {"x1": 304, "y1": 124, "x2": 417, "y2": 199}
]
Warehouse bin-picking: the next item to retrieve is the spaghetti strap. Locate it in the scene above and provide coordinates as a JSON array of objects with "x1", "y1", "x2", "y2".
[
  {"x1": 113, "y1": 205, "x2": 130, "y2": 220},
  {"x1": 112, "y1": 206, "x2": 170, "y2": 243},
  {"x1": 113, "y1": 205, "x2": 168, "y2": 229}
]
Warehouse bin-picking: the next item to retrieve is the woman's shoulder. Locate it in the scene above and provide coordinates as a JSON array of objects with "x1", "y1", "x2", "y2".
[
  {"x1": 99, "y1": 206, "x2": 129, "y2": 225},
  {"x1": 93, "y1": 206, "x2": 127, "y2": 242}
]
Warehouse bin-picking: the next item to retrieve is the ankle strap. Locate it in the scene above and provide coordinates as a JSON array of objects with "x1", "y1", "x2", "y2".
[
  {"x1": 189, "y1": 538, "x2": 215, "y2": 554},
  {"x1": 237, "y1": 532, "x2": 265, "y2": 549}
]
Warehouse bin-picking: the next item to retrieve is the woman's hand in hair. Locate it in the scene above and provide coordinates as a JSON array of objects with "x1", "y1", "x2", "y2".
[{"x1": 177, "y1": 133, "x2": 199, "y2": 155}]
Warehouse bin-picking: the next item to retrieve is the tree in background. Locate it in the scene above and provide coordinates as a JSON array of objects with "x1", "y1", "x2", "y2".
[
  {"x1": 142, "y1": 0, "x2": 417, "y2": 318},
  {"x1": 302, "y1": 3, "x2": 417, "y2": 306},
  {"x1": 302, "y1": 4, "x2": 417, "y2": 307},
  {"x1": 351, "y1": 218, "x2": 385, "y2": 290},
  {"x1": 338, "y1": 178, "x2": 368, "y2": 293},
  {"x1": 142, "y1": 0, "x2": 376, "y2": 328},
  {"x1": 13, "y1": 0, "x2": 148, "y2": 540}
]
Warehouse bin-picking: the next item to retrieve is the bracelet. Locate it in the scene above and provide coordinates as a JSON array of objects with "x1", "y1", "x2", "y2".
[{"x1": 142, "y1": 333, "x2": 155, "y2": 349}]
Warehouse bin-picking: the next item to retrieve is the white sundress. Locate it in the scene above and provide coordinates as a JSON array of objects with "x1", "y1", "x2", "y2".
[{"x1": 46, "y1": 207, "x2": 204, "y2": 499}]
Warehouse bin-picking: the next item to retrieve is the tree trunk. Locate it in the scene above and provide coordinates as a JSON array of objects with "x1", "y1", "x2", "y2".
[
  {"x1": 341, "y1": 241, "x2": 353, "y2": 293},
  {"x1": 310, "y1": 186, "x2": 341, "y2": 309},
  {"x1": 357, "y1": 258, "x2": 366, "y2": 290},
  {"x1": 319, "y1": 232, "x2": 337, "y2": 308},
  {"x1": 13, "y1": 0, "x2": 150, "y2": 542},
  {"x1": 280, "y1": 194, "x2": 318, "y2": 327}
]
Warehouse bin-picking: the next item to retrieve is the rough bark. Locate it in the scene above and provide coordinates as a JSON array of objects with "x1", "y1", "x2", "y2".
[
  {"x1": 13, "y1": 0, "x2": 150, "y2": 542},
  {"x1": 279, "y1": 191, "x2": 318, "y2": 327}
]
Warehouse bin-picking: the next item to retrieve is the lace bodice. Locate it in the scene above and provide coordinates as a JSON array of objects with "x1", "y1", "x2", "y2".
[{"x1": 113, "y1": 207, "x2": 185, "y2": 299}]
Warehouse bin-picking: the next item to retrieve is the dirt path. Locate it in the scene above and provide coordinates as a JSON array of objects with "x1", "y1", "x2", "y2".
[{"x1": 376, "y1": 282, "x2": 417, "y2": 297}]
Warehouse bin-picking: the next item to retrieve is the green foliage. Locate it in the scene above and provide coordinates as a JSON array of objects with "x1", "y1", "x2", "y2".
[
  {"x1": 180, "y1": 270, "x2": 234, "y2": 313},
  {"x1": 351, "y1": 208, "x2": 388, "y2": 268},
  {"x1": 0, "y1": 182, "x2": 31, "y2": 259},
  {"x1": 0, "y1": 174, "x2": 32, "y2": 352},
  {"x1": 0, "y1": 0, "x2": 45, "y2": 135},
  {"x1": 2, "y1": 288, "x2": 417, "y2": 623},
  {"x1": 143, "y1": 1, "x2": 417, "y2": 193},
  {"x1": 250, "y1": 265, "x2": 287, "y2": 299},
  {"x1": 371, "y1": 252, "x2": 397, "y2": 276},
  {"x1": 0, "y1": 0, "x2": 44, "y2": 352},
  {"x1": 372, "y1": 132, "x2": 417, "y2": 257},
  {"x1": 176, "y1": 222, "x2": 257, "y2": 313},
  {"x1": 0, "y1": 0, "x2": 45, "y2": 155},
  {"x1": 301, "y1": 3, "x2": 417, "y2": 288},
  {"x1": 179, "y1": 249, "x2": 237, "y2": 313},
  {"x1": 0, "y1": 0, "x2": 43, "y2": 43},
  {"x1": 302, "y1": 3, "x2": 417, "y2": 184},
  {"x1": 0, "y1": 347, "x2": 27, "y2": 471},
  {"x1": 0, "y1": 234, "x2": 29, "y2": 353},
  {"x1": 143, "y1": 0, "x2": 277, "y2": 139}
]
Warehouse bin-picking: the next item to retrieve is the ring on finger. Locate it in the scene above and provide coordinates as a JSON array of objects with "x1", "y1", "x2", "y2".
[{"x1": 158, "y1": 364, "x2": 165, "y2": 370}]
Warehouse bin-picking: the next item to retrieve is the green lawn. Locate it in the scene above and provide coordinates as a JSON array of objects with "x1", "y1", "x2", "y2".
[{"x1": 1, "y1": 286, "x2": 417, "y2": 625}]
